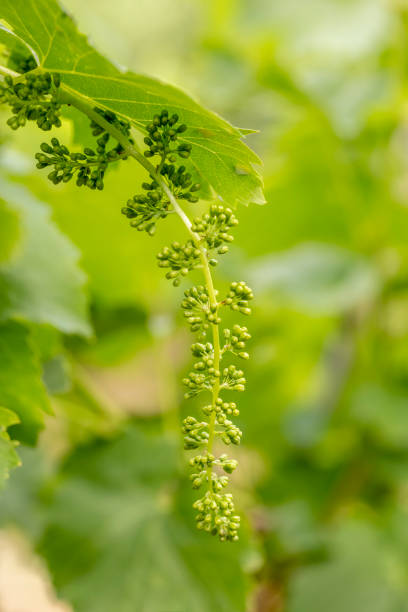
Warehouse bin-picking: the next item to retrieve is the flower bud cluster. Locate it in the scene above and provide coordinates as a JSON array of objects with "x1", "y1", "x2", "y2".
[
  {"x1": 182, "y1": 364, "x2": 220, "y2": 399},
  {"x1": 181, "y1": 286, "x2": 221, "y2": 336},
  {"x1": 35, "y1": 134, "x2": 127, "y2": 189},
  {"x1": 156, "y1": 205, "x2": 240, "y2": 283},
  {"x1": 203, "y1": 398, "x2": 243, "y2": 446},
  {"x1": 188, "y1": 446, "x2": 240, "y2": 540},
  {"x1": 223, "y1": 281, "x2": 254, "y2": 315},
  {"x1": 202, "y1": 398, "x2": 239, "y2": 419},
  {"x1": 157, "y1": 241, "x2": 201, "y2": 286},
  {"x1": 193, "y1": 492, "x2": 240, "y2": 542},
  {"x1": 183, "y1": 279, "x2": 254, "y2": 541},
  {"x1": 222, "y1": 325, "x2": 251, "y2": 360},
  {"x1": 192, "y1": 204, "x2": 238, "y2": 255},
  {"x1": 123, "y1": 109, "x2": 202, "y2": 237},
  {"x1": 217, "y1": 420, "x2": 242, "y2": 445},
  {"x1": 1, "y1": 72, "x2": 61, "y2": 131},
  {"x1": 217, "y1": 453, "x2": 238, "y2": 473},
  {"x1": 121, "y1": 183, "x2": 170, "y2": 235},
  {"x1": 191, "y1": 342, "x2": 213, "y2": 358},
  {"x1": 159, "y1": 163, "x2": 200, "y2": 202},
  {"x1": 182, "y1": 416, "x2": 209, "y2": 450},
  {"x1": 143, "y1": 109, "x2": 191, "y2": 160},
  {"x1": 220, "y1": 364, "x2": 246, "y2": 392}
]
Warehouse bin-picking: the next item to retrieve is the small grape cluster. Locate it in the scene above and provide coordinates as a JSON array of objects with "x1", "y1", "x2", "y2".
[
  {"x1": 0, "y1": 72, "x2": 61, "y2": 131},
  {"x1": 192, "y1": 205, "x2": 238, "y2": 254}
]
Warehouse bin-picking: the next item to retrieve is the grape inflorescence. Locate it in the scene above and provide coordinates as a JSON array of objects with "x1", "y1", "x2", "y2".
[{"x1": 1, "y1": 68, "x2": 254, "y2": 542}]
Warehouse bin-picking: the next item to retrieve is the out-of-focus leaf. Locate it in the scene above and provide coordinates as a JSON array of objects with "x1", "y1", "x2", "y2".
[
  {"x1": 351, "y1": 385, "x2": 408, "y2": 448},
  {"x1": 0, "y1": 178, "x2": 91, "y2": 336},
  {"x1": 0, "y1": 445, "x2": 53, "y2": 537},
  {"x1": 249, "y1": 243, "x2": 379, "y2": 313},
  {"x1": 39, "y1": 426, "x2": 248, "y2": 612},
  {"x1": 0, "y1": 320, "x2": 51, "y2": 445},
  {"x1": 0, "y1": 198, "x2": 19, "y2": 264},
  {"x1": 49, "y1": 363, "x2": 121, "y2": 447},
  {"x1": 0, "y1": 406, "x2": 21, "y2": 488},
  {"x1": 29, "y1": 323, "x2": 63, "y2": 362},
  {"x1": 287, "y1": 520, "x2": 405, "y2": 612},
  {"x1": 42, "y1": 355, "x2": 71, "y2": 395},
  {"x1": 266, "y1": 500, "x2": 324, "y2": 557}
]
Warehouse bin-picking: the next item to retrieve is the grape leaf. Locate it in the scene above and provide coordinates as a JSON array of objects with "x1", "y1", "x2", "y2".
[
  {"x1": 0, "y1": 178, "x2": 91, "y2": 336},
  {"x1": 38, "y1": 426, "x2": 248, "y2": 612},
  {"x1": 0, "y1": 406, "x2": 21, "y2": 487},
  {"x1": 0, "y1": 320, "x2": 51, "y2": 445},
  {"x1": 0, "y1": 0, "x2": 264, "y2": 207}
]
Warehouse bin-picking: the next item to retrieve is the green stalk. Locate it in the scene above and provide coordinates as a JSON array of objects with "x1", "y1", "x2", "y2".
[{"x1": 200, "y1": 257, "x2": 221, "y2": 493}]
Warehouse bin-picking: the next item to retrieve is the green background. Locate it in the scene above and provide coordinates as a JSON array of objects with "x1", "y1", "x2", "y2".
[{"x1": 2, "y1": 0, "x2": 408, "y2": 610}]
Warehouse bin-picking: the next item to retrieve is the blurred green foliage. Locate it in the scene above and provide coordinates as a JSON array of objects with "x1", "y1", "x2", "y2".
[{"x1": 2, "y1": 0, "x2": 408, "y2": 610}]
